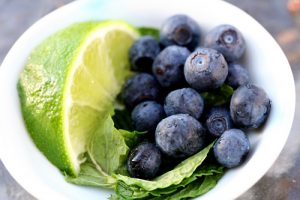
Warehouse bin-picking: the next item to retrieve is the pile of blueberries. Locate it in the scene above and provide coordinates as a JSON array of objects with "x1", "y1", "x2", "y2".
[{"x1": 122, "y1": 14, "x2": 271, "y2": 180}]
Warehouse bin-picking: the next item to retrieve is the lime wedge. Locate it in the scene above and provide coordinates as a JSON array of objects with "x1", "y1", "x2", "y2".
[{"x1": 18, "y1": 21, "x2": 139, "y2": 176}]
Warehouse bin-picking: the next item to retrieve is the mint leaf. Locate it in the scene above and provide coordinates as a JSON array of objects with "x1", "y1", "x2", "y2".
[
  {"x1": 201, "y1": 84, "x2": 234, "y2": 107},
  {"x1": 66, "y1": 115, "x2": 147, "y2": 189},
  {"x1": 150, "y1": 165, "x2": 224, "y2": 196},
  {"x1": 156, "y1": 172, "x2": 223, "y2": 200},
  {"x1": 112, "y1": 108, "x2": 134, "y2": 131},
  {"x1": 114, "y1": 129, "x2": 147, "y2": 176},
  {"x1": 66, "y1": 115, "x2": 128, "y2": 188},
  {"x1": 115, "y1": 181, "x2": 150, "y2": 199},
  {"x1": 114, "y1": 142, "x2": 214, "y2": 192},
  {"x1": 118, "y1": 129, "x2": 147, "y2": 149},
  {"x1": 65, "y1": 155, "x2": 116, "y2": 188},
  {"x1": 88, "y1": 116, "x2": 130, "y2": 174},
  {"x1": 114, "y1": 164, "x2": 224, "y2": 199},
  {"x1": 138, "y1": 27, "x2": 160, "y2": 40},
  {"x1": 112, "y1": 107, "x2": 147, "y2": 148}
]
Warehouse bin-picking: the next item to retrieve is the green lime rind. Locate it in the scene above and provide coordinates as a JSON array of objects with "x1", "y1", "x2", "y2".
[{"x1": 18, "y1": 22, "x2": 99, "y2": 176}]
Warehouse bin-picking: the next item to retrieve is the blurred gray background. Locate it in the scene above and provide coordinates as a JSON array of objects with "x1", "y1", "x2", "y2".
[{"x1": 1, "y1": 0, "x2": 300, "y2": 199}]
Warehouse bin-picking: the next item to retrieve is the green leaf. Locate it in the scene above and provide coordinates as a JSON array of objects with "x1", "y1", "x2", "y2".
[
  {"x1": 138, "y1": 27, "x2": 160, "y2": 40},
  {"x1": 109, "y1": 195, "x2": 119, "y2": 200},
  {"x1": 149, "y1": 165, "x2": 224, "y2": 196},
  {"x1": 65, "y1": 155, "x2": 116, "y2": 188},
  {"x1": 201, "y1": 84, "x2": 234, "y2": 107},
  {"x1": 112, "y1": 106, "x2": 147, "y2": 148},
  {"x1": 158, "y1": 172, "x2": 224, "y2": 200},
  {"x1": 114, "y1": 142, "x2": 214, "y2": 191},
  {"x1": 112, "y1": 108, "x2": 134, "y2": 131},
  {"x1": 118, "y1": 129, "x2": 147, "y2": 149},
  {"x1": 114, "y1": 129, "x2": 147, "y2": 177},
  {"x1": 88, "y1": 116, "x2": 130, "y2": 175},
  {"x1": 115, "y1": 181, "x2": 150, "y2": 199},
  {"x1": 114, "y1": 164, "x2": 224, "y2": 199},
  {"x1": 66, "y1": 115, "x2": 148, "y2": 189},
  {"x1": 114, "y1": 164, "x2": 129, "y2": 177}
]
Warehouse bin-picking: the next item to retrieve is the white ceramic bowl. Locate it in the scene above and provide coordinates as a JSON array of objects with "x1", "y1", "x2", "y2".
[{"x1": 0, "y1": 0, "x2": 295, "y2": 199}]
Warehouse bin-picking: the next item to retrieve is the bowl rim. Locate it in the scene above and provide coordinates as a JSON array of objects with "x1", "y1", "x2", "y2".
[{"x1": 0, "y1": 0, "x2": 296, "y2": 200}]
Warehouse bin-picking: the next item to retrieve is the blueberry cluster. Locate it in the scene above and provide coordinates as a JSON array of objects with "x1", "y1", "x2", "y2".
[{"x1": 122, "y1": 14, "x2": 271, "y2": 180}]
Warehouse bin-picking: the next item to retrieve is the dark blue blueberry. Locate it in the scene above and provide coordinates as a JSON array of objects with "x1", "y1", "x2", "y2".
[
  {"x1": 160, "y1": 14, "x2": 201, "y2": 51},
  {"x1": 226, "y1": 63, "x2": 250, "y2": 89},
  {"x1": 230, "y1": 84, "x2": 271, "y2": 129},
  {"x1": 213, "y1": 129, "x2": 250, "y2": 168},
  {"x1": 155, "y1": 114, "x2": 206, "y2": 158},
  {"x1": 152, "y1": 45, "x2": 190, "y2": 88},
  {"x1": 131, "y1": 101, "x2": 165, "y2": 132},
  {"x1": 127, "y1": 142, "x2": 162, "y2": 179},
  {"x1": 129, "y1": 36, "x2": 160, "y2": 72},
  {"x1": 164, "y1": 88, "x2": 204, "y2": 119},
  {"x1": 184, "y1": 48, "x2": 228, "y2": 91},
  {"x1": 205, "y1": 106, "x2": 233, "y2": 137},
  {"x1": 122, "y1": 73, "x2": 160, "y2": 108},
  {"x1": 204, "y1": 24, "x2": 246, "y2": 62}
]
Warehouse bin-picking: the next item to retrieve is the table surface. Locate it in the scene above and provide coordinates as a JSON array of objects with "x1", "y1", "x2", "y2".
[{"x1": 1, "y1": 0, "x2": 300, "y2": 199}]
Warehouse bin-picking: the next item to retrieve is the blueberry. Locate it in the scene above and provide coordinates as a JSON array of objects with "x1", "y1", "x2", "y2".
[
  {"x1": 122, "y1": 73, "x2": 160, "y2": 108},
  {"x1": 127, "y1": 142, "x2": 162, "y2": 179},
  {"x1": 153, "y1": 45, "x2": 190, "y2": 88},
  {"x1": 184, "y1": 48, "x2": 228, "y2": 91},
  {"x1": 155, "y1": 114, "x2": 206, "y2": 158},
  {"x1": 164, "y1": 88, "x2": 204, "y2": 119},
  {"x1": 213, "y1": 129, "x2": 250, "y2": 168},
  {"x1": 160, "y1": 14, "x2": 201, "y2": 51},
  {"x1": 225, "y1": 63, "x2": 250, "y2": 89},
  {"x1": 230, "y1": 84, "x2": 271, "y2": 129},
  {"x1": 205, "y1": 107, "x2": 233, "y2": 137},
  {"x1": 129, "y1": 36, "x2": 160, "y2": 72},
  {"x1": 131, "y1": 101, "x2": 165, "y2": 132},
  {"x1": 204, "y1": 24, "x2": 246, "y2": 62}
]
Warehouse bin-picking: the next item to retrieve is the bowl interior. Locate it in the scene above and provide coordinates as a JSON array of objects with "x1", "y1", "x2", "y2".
[{"x1": 0, "y1": 0, "x2": 295, "y2": 200}]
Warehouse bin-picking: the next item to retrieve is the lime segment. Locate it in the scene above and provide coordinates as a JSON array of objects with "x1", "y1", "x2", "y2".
[{"x1": 18, "y1": 21, "x2": 139, "y2": 176}]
